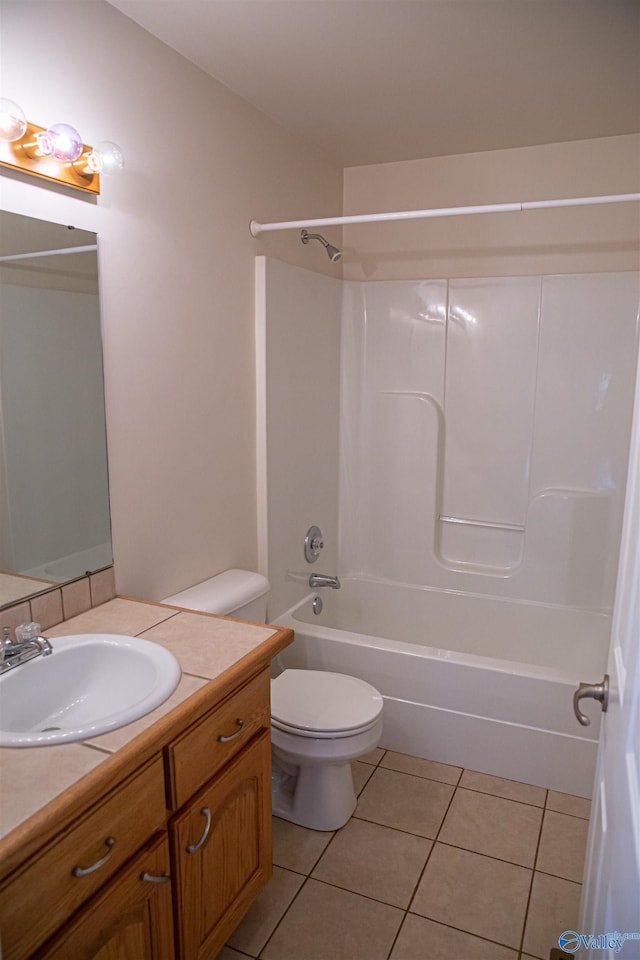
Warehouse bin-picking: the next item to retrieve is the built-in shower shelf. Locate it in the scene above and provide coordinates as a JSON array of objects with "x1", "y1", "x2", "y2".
[{"x1": 438, "y1": 515, "x2": 525, "y2": 533}]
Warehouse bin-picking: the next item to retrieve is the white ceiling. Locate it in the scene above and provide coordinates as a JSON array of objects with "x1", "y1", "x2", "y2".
[{"x1": 108, "y1": 0, "x2": 640, "y2": 167}]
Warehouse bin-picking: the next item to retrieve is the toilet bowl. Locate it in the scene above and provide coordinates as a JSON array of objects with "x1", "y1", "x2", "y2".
[
  {"x1": 271, "y1": 669, "x2": 383, "y2": 831},
  {"x1": 162, "y1": 571, "x2": 384, "y2": 832}
]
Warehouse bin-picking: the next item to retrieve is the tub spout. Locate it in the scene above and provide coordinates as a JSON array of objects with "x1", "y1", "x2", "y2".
[{"x1": 309, "y1": 574, "x2": 341, "y2": 590}]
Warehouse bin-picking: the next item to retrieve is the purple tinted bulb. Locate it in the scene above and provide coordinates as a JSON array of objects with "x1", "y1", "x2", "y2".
[{"x1": 46, "y1": 123, "x2": 84, "y2": 162}]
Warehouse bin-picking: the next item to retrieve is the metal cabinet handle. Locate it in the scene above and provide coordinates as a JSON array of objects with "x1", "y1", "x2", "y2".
[
  {"x1": 186, "y1": 807, "x2": 212, "y2": 853},
  {"x1": 141, "y1": 871, "x2": 171, "y2": 884},
  {"x1": 72, "y1": 837, "x2": 116, "y2": 877},
  {"x1": 573, "y1": 674, "x2": 609, "y2": 727},
  {"x1": 218, "y1": 719, "x2": 245, "y2": 743}
]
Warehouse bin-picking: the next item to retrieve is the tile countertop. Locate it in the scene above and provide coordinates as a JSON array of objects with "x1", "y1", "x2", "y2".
[{"x1": 0, "y1": 597, "x2": 292, "y2": 848}]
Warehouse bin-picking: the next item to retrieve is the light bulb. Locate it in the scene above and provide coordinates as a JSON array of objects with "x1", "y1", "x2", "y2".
[
  {"x1": 39, "y1": 123, "x2": 84, "y2": 162},
  {"x1": 87, "y1": 140, "x2": 124, "y2": 175},
  {"x1": 0, "y1": 99, "x2": 27, "y2": 142}
]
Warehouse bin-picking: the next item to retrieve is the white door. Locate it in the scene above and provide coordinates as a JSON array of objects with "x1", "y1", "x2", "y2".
[{"x1": 576, "y1": 346, "x2": 640, "y2": 959}]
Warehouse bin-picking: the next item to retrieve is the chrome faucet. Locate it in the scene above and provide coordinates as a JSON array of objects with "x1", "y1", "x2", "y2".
[
  {"x1": 308, "y1": 574, "x2": 341, "y2": 590},
  {"x1": 0, "y1": 623, "x2": 53, "y2": 675}
]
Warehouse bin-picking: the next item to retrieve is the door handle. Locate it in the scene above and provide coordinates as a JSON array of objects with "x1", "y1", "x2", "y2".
[
  {"x1": 186, "y1": 807, "x2": 212, "y2": 853},
  {"x1": 573, "y1": 674, "x2": 609, "y2": 727}
]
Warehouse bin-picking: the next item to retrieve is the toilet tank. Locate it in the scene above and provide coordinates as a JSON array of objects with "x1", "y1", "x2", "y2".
[{"x1": 162, "y1": 569, "x2": 270, "y2": 622}]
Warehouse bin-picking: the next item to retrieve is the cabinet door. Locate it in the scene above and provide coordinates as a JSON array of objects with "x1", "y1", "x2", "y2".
[
  {"x1": 35, "y1": 833, "x2": 174, "y2": 960},
  {"x1": 171, "y1": 730, "x2": 272, "y2": 960}
]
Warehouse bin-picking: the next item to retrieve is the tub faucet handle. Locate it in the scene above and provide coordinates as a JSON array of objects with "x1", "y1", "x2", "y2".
[{"x1": 304, "y1": 525, "x2": 325, "y2": 563}]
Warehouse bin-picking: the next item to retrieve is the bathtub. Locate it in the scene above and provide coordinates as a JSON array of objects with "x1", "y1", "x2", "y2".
[{"x1": 273, "y1": 578, "x2": 610, "y2": 797}]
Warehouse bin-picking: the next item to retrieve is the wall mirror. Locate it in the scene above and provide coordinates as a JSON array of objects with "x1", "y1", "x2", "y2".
[{"x1": 0, "y1": 210, "x2": 112, "y2": 608}]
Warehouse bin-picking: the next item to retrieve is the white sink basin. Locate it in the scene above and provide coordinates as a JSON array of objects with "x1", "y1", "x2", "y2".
[{"x1": 0, "y1": 634, "x2": 181, "y2": 747}]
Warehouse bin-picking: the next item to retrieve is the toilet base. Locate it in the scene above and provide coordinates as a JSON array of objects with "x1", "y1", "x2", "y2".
[{"x1": 272, "y1": 757, "x2": 357, "y2": 831}]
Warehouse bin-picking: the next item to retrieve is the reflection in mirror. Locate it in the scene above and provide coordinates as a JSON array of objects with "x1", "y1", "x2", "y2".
[{"x1": 0, "y1": 211, "x2": 112, "y2": 607}]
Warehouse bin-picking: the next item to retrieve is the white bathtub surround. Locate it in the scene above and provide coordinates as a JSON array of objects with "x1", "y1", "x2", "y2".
[
  {"x1": 258, "y1": 261, "x2": 639, "y2": 796},
  {"x1": 277, "y1": 585, "x2": 605, "y2": 797},
  {"x1": 340, "y1": 271, "x2": 639, "y2": 610}
]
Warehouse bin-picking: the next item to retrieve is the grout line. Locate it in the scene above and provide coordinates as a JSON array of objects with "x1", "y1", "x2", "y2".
[
  {"x1": 533, "y1": 869, "x2": 582, "y2": 886},
  {"x1": 350, "y1": 812, "x2": 439, "y2": 843},
  {"x1": 371, "y1": 760, "x2": 551, "y2": 809},
  {"x1": 305, "y1": 874, "x2": 413, "y2": 912},
  {"x1": 402, "y1": 774, "x2": 459, "y2": 921},
  {"x1": 380, "y1": 769, "x2": 462, "y2": 789},
  {"x1": 542, "y1": 805, "x2": 592, "y2": 824},
  {"x1": 385, "y1": 912, "x2": 407, "y2": 959},
  {"x1": 454, "y1": 784, "x2": 547, "y2": 809},
  {"x1": 378, "y1": 757, "x2": 462, "y2": 784},
  {"x1": 404, "y1": 914, "x2": 523, "y2": 955},
  {"x1": 430, "y1": 838, "x2": 537, "y2": 871},
  {"x1": 81, "y1": 741, "x2": 116, "y2": 756},
  {"x1": 256, "y1": 874, "x2": 311, "y2": 959},
  {"x1": 518, "y1": 788, "x2": 547, "y2": 956}
]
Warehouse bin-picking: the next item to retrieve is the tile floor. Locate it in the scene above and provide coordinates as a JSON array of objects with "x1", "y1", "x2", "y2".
[{"x1": 217, "y1": 748, "x2": 591, "y2": 960}]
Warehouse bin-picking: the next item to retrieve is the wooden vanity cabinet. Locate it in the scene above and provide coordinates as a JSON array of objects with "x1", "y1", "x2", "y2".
[{"x1": 0, "y1": 663, "x2": 277, "y2": 960}]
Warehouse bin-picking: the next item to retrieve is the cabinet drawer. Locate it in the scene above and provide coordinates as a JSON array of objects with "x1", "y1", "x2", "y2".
[
  {"x1": 0, "y1": 755, "x2": 166, "y2": 960},
  {"x1": 168, "y1": 669, "x2": 270, "y2": 808}
]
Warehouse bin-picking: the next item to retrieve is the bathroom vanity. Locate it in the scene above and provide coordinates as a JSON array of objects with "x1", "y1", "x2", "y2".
[{"x1": 0, "y1": 597, "x2": 293, "y2": 960}]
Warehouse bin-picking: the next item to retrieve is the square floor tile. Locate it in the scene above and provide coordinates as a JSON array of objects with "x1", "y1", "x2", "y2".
[
  {"x1": 312, "y1": 817, "x2": 432, "y2": 908},
  {"x1": 536, "y1": 810, "x2": 589, "y2": 882},
  {"x1": 356, "y1": 766, "x2": 454, "y2": 838},
  {"x1": 438, "y1": 788, "x2": 542, "y2": 867},
  {"x1": 360, "y1": 746, "x2": 386, "y2": 765},
  {"x1": 522, "y1": 872, "x2": 581, "y2": 959},
  {"x1": 546, "y1": 790, "x2": 592, "y2": 820},
  {"x1": 381, "y1": 751, "x2": 462, "y2": 785},
  {"x1": 272, "y1": 817, "x2": 334, "y2": 875},
  {"x1": 227, "y1": 866, "x2": 304, "y2": 956},
  {"x1": 352, "y1": 760, "x2": 375, "y2": 796},
  {"x1": 260, "y1": 878, "x2": 403, "y2": 960},
  {"x1": 390, "y1": 914, "x2": 518, "y2": 959},
  {"x1": 459, "y1": 770, "x2": 547, "y2": 807},
  {"x1": 410, "y1": 843, "x2": 531, "y2": 949}
]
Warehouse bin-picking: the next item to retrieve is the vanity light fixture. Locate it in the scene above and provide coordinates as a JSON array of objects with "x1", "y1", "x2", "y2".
[{"x1": 0, "y1": 99, "x2": 124, "y2": 195}]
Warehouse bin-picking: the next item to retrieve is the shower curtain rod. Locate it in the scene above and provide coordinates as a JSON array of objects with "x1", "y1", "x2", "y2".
[
  {"x1": 249, "y1": 192, "x2": 640, "y2": 236},
  {"x1": 0, "y1": 244, "x2": 98, "y2": 263}
]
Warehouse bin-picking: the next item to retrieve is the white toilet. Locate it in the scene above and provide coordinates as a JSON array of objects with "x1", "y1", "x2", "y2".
[
  {"x1": 162, "y1": 569, "x2": 384, "y2": 832},
  {"x1": 271, "y1": 668, "x2": 383, "y2": 830}
]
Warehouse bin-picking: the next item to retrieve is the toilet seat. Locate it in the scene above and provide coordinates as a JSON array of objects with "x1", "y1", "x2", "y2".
[{"x1": 271, "y1": 669, "x2": 383, "y2": 739}]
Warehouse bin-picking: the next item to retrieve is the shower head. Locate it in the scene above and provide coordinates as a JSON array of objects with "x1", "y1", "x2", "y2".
[{"x1": 300, "y1": 229, "x2": 342, "y2": 262}]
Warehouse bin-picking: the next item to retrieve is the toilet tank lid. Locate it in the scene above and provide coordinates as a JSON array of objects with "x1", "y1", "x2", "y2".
[{"x1": 162, "y1": 569, "x2": 270, "y2": 615}]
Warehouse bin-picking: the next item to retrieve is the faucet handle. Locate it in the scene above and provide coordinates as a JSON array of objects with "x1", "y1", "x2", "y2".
[
  {"x1": 1, "y1": 626, "x2": 10, "y2": 661},
  {"x1": 304, "y1": 525, "x2": 325, "y2": 563},
  {"x1": 14, "y1": 621, "x2": 42, "y2": 643}
]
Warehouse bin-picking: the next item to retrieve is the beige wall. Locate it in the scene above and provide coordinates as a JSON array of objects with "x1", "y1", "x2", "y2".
[
  {"x1": 0, "y1": 1, "x2": 342, "y2": 601},
  {"x1": 343, "y1": 135, "x2": 640, "y2": 280}
]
